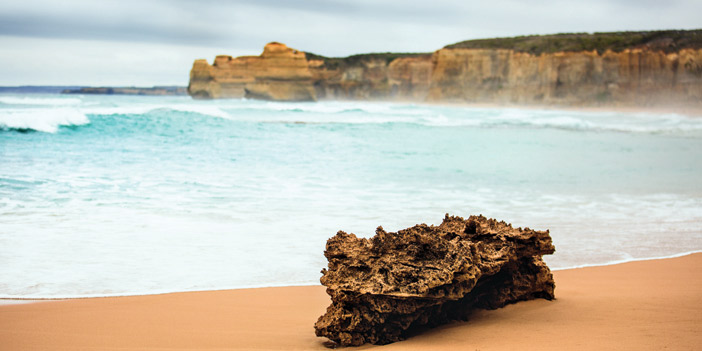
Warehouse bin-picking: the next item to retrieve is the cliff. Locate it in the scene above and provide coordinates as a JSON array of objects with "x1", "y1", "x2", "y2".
[
  {"x1": 430, "y1": 31, "x2": 702, "y2": 106},
  {"x1": 308, "y1": 53, "x2": 433, "y2": 100},
  {"x1": 188, "y1": 30, "x2": 702, "y2": 107},
  {"x1": 188, "y1": 42, "x2": 316, "y2": 101},
  {"x1": 189, "y1": 46, "x2": 432, "y2": 101},
  {"x1": 428, "y1": 47, "x2": 702, "y2": 106}
]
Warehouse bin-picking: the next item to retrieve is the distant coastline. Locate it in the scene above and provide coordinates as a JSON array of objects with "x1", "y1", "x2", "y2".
[
  {"x1": 188, "y1": 29, "x2": 702, "y2": 109},
  {"x1": 0, "y1": 86, "x2": 85, "y2": 94},
  {"x1": 0, "y1": 86, "x2": 187, "y2": 96},
  {"x1": 62, "y1": 86, "x2": 187, "y2": 96}
]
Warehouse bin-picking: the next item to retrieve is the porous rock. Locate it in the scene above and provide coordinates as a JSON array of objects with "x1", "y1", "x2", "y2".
[{"x1": 314, "y1": 214, "x2": 556, "y2": 346}]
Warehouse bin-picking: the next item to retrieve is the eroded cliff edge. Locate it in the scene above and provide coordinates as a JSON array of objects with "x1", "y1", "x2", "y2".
[
  {"x1": 188, "y1": 42, "x2": 316, "y2": 101},
  {"x1": 188, "y1": 42, "x2": 432, "y2": 102},
  {"x1": 188, "y1": 30, "x2": 702, "y2": 107}
]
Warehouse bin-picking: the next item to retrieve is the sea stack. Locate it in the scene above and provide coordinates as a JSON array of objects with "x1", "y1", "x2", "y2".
[{"x1": 314, "y1": 214, "x2": 556, "y2": 346}]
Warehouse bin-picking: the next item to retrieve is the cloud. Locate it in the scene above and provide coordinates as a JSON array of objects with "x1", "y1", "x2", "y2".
[
  {"x1": 0, "y1": 0, "x2": 700, "y2": 85},
  {"x1": 0, "y1": 35, "x2": 259, "y2": 86},
  {"x1": 3, "y1": 0, "x2": 700, "y2": 51}
]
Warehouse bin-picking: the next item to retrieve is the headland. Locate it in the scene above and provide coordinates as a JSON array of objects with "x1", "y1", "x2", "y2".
[{"x1": 189, "y1": 30, "x2": 702, "y2": 110}]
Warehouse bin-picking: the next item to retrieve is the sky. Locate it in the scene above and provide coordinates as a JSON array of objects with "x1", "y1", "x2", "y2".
[{"x1": 0, "y1": 0, "x2": 700, "y2": 86}]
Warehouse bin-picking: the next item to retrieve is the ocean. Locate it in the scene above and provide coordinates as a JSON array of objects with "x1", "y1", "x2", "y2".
[{"x1": 1, "y1": 94, "x2": 701, "y2": 298}]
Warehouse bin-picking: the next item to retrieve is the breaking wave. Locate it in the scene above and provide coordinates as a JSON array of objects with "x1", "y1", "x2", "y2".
[
  {"x1": 81, "y1": 105, "x2": 231, "y2": 119},
  {"x1": 0, "y1": 108, "x2": 90, "y2": 133},
  {"x1": 1, "y1": 95, "x2": 700, "y2": 136},
  {"x1": 421, "y1": 109, "x2": 702, "y2": 134},
  {"x1": 0, "y1": 96, "x2": 82, "y2": 106}
]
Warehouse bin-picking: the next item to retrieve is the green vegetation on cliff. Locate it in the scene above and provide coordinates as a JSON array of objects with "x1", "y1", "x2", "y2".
[
  {"x1": 445, "y1": 30, "x2": 702, "y2": 55},
  {"x1": 305, "y1": 30, "x2": 701, "y2": 67}
]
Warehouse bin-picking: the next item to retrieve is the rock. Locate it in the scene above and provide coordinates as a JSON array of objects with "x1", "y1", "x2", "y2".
[
  {"x1": 314, "y1": 214, "x2": 555, "y2": 346},
  {"x1": 187, "y1": 31, "x2": 702, "y2": 106},
  {"x1": 387, "y1": 57, "x2": 433, "y2": 100},
  {"x1": 310, "y1": 55, "x2": 433, "y2": 101},
  {"x1": 187, "y1": 42, "x2": 316, "y2": 101},
  {"x1": 188, "y1": 42, "x2": 434, "y2": 102},
  {"x1": 427, "y1": 47, "x2": 702, "y2": 106}
]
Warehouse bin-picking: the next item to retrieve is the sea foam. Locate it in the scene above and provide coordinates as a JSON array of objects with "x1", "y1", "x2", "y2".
[
  {"x1": 5, "y1": 95, "x2": 700, "y2": 135},
  {"x1": 0, "y1": 108, "x2": 90, "y2": 133},
  {"x1": 0, "y1": 96, "x2": 82, "y2": 106}
]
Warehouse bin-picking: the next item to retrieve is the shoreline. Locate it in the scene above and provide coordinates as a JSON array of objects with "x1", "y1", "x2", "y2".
[
  {"x1": 2, "y1": 250, "x2": 701, "y2": 302},
  {"x1": 1, "y1": 252, "x2": 700, "y2": 350}
]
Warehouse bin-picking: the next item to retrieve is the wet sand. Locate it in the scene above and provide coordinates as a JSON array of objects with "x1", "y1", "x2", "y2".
[{"x1": 1, "y1": 253, "x2": 700, "y2": 350}]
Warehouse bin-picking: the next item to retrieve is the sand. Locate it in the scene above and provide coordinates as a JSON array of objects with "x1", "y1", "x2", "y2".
[{"x1": 1, "y1": 253, "x2": 701, "y2": 350}]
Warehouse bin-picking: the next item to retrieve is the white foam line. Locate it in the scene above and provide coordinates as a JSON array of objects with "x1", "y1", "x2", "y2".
[
  {"x1": 2, "y1": 251, "x2": 701, "y2": 300},
  {"x1": 0, "y1": 281, "x2": 320, "y2": 300},
  {"x1": 551, "y1": 250, "x2": 702, "y2": 271}
]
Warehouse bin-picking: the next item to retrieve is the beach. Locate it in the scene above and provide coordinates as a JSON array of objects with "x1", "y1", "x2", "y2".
[{"x1": 1, "y1": 252, "x2": 700, "y2": 350}]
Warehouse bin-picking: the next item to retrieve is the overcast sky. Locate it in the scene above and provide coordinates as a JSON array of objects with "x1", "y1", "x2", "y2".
[{"x1": 1, "y1": 0, "x2": 700, "y2": 86}]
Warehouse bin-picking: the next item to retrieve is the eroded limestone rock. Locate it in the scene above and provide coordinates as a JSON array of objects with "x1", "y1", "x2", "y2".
[
  {"x1": 188, "y1": 34, "x2": 702, "y2": 106},
  {"x1": 427, "y1": 47, "x2": 702, "y2": 106},
  {"x1": 314, "y1": 214, "x2": 555, "y2": 346},
  {"x1": 188, "y1": 42, "x2": 316, "y2": 101}
]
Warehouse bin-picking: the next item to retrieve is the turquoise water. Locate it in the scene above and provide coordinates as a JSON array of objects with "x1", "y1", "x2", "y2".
[{"x1": 1, "y1": 94, "x2": 701, "y2": 298}]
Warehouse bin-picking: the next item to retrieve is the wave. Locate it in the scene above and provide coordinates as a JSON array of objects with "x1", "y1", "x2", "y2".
[
  {"x1": 3, "y1": 97, "x2": 701, "y2": 135},
  {"x1": 0, "y1": 108, "x2": 90, "y2": 133},
  {"x1": 80, "y1": 105, "x2": 231, "y2": 119},
  {"x1": 80, "y1": 102, "x2": 394, "y2": 121},
  {"x1": 205, "y1": 101, "x2": 702, "y2": 135},
  {"x1": 168, "y1": 105, "x2": 231, "y2": 119},
  {"x1": 421, "y1": 108, "x2": 702, "y2": 135},
  {"x1": 0, "y1": 96, "x2": 82, "y2": 106},
  {"x1": 259, "y1": 101, "x2": 398, "y2": 115}
]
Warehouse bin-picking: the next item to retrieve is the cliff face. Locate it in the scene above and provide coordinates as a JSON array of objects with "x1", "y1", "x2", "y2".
[
  {"x1": 189, "y1": 46, "x2": 432, "y2": 102},
  {"x1": 188, "y1": 31, "x2": 702, "y2": 107},
  {"x1": 310, "y1": 56, "x2": 433, "y2": 100},
  {"x1": 428, "y1": 47, "x2": 702, "y2": 106},
  {"x1": 188, "y1": 42, "x2": 316, "y2": 101}
]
